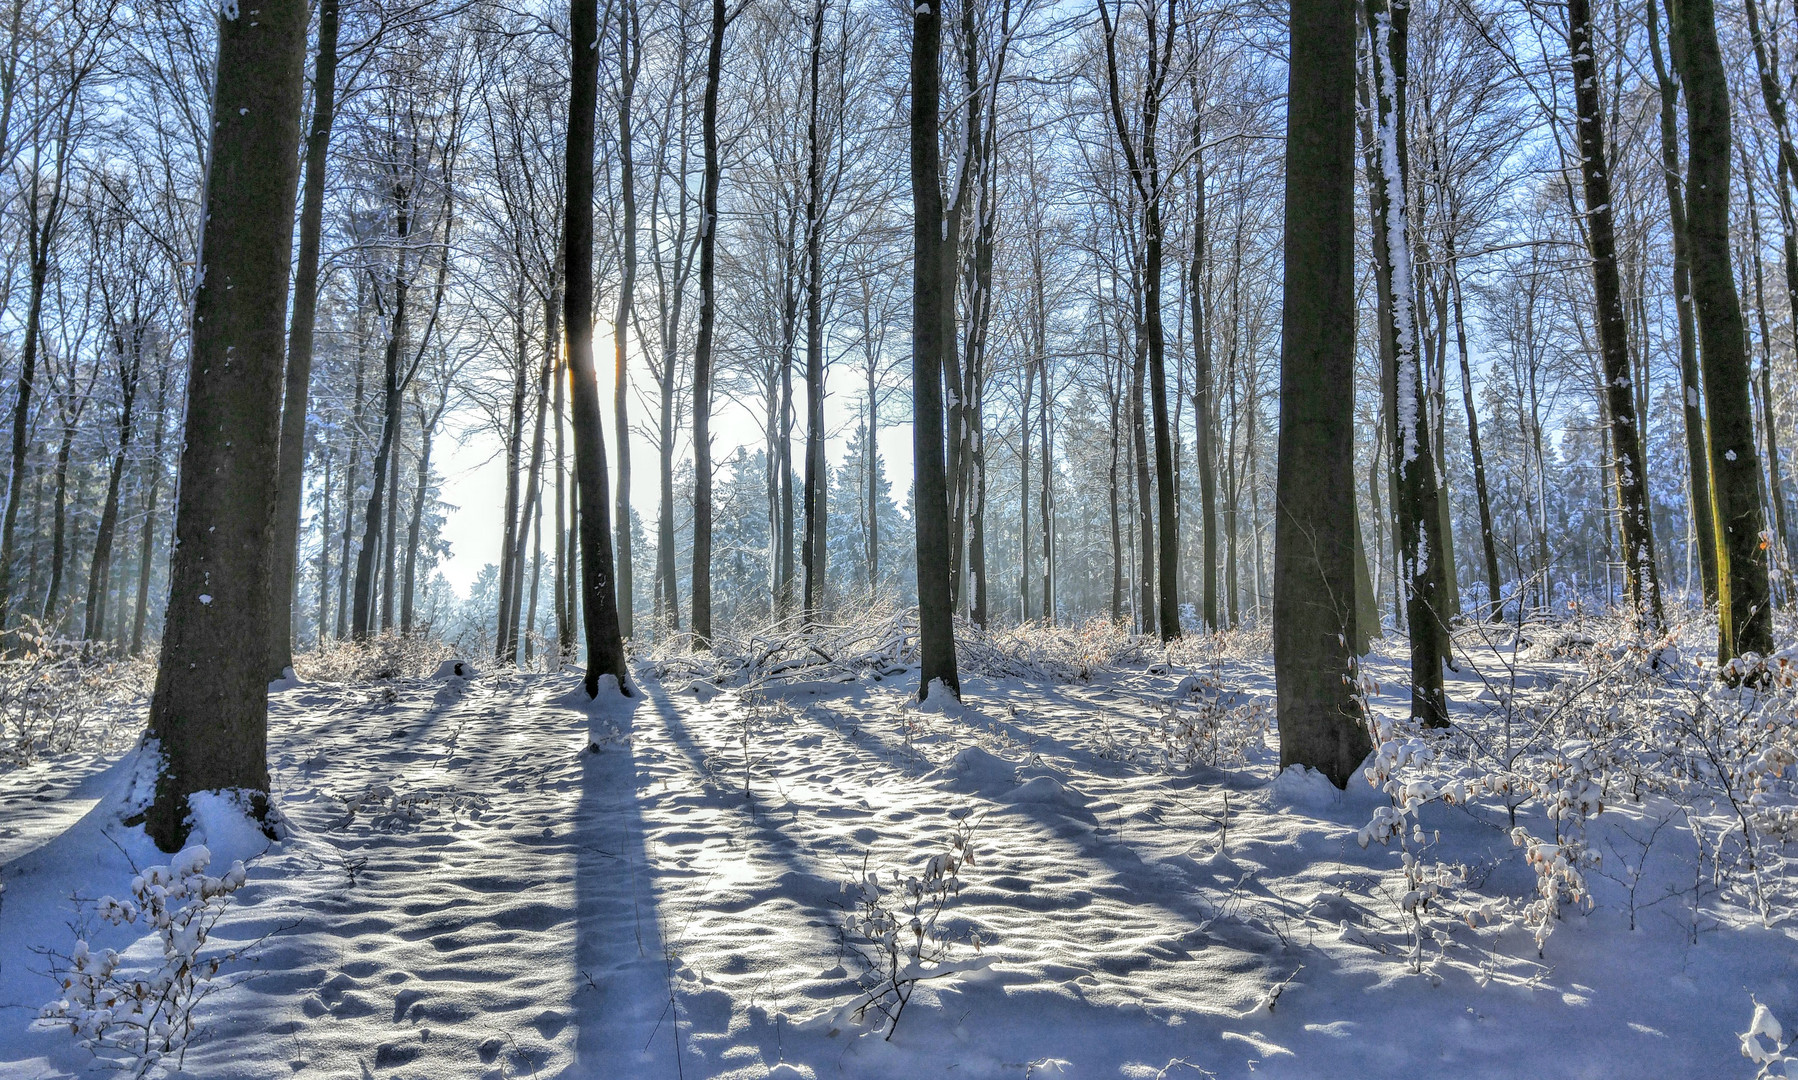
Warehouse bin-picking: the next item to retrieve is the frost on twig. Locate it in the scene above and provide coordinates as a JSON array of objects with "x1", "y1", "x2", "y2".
[{"x1": 37, "y1": 845, "x2": 252, "y2": 1077}]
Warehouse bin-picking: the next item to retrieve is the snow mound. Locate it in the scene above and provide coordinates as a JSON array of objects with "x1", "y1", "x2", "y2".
[
  {"x1": 267, "y1": 667, "x2": 301, "y2": 692},
  {"x1": 917, "y1": 678, "x2": 965, "y2": 715},
  {"x1": 1008, "y1": 773, "x2": 1091, "y2": 812},
  {"x1": 185, "y1": 789, "x2": 278, "y2": 865},
  {"x1": 1272, "y1": 765, "x2": 1342, "y2": 810},
  {"x1": 432, "y1": 658, "x2": 478, "y2": 680},
  {"x1": 929, "y1": 745, "x2": 1020, "y2": 794}
]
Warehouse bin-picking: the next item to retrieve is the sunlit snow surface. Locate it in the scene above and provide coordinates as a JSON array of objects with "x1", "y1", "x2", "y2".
[{"x1": 0, "y1": 641, "x2": 1792, "y2": 1079}]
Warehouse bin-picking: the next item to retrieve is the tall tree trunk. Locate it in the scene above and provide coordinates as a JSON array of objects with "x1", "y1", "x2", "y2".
[
  {"x1": 143, "y1": 0, "x2": 307, "y2": 851},
  {"x1": 132, "y1": 365, "x2": 170, "y2": 657},
  {"x1": 1132, "y1": 314, "x2": 1155, "y2": 635},
  {"x1": 352, "y1": 189, "x2": 412, "y2": 641},
  {"x1": 690, "y1": 0, "x2": 722, "y2": 645},
  {"x1": 1190, "y1": 129, "x2": 1217, "y2": 631},
  {"x1": 613, "y1": 0, "x2": 639, "y2": 639},
  {"x1": 568, "y1": 0, "x2": 630, "y2": 696},
  {"x1": 1100, "y1": 0, "x2": 1180, "y2": 640},
  {"x1": 381, "y1": 409, "x2": 400, "y2": 630},
  {"x1": 269, "y1": 0, "x2": 338, "y2": 676},
  {"x1": 911, "y1": 0, "x2": 959, "y2": 700},
  {"x1": 40, "y1": 422, "x2": 73, "y2": 626},
  {"x1": 336, "y1": 330, "x2": 366, "y2": 640},
  {"x1": 1645, "y1": 0, "x2": 1716, "y2": 605},
  {"x1": 400, "y1": 405, "x2": 433, "y2": 634},
  {"x1": 1040, "y1": 310, "x2": 1054, "y2": 623},
  {"x1": 509, "y1": 319, "x2": 555, "y2": 647},
  {"x1": 1742, "y1": 151, "x2": 1796, "y2": 602},
  {"x1": 0, "y1": 174, "x2": 59, "y2": 638},
  {"x1": 1366, "y1": 0, "x2": 1448, "y2": 725},
  {"x1": 84, "y1": 337, "x2": 140, "y2": 644},
  {"x1": 1448, "y1": 251, "x2": 1503, "y2": 619},
  {"x1": 555, "y1": 314, "x2": 573, "y2": 659},
  {"x1": 800, "y1": 0, "x2": 827, "y2": 623},
  {"x1": 1567, "y1": 0, "x2": 1664, "y2": 631},
  {"x1": 1276, "y1": 0, "x2": 1372, "y2": 787},
  {"x1": 316, "y1": 453, "x2": 331, "y2": 644},
  {"x1": 867, "y1": 366, "x2": 880, "y2": 588},
  {"x1": 497, "y1": 301, "x2": 528, "y2": 661},
  {"x1": 1671, "y1": 0, "x2": 1775, "y2": 660}
]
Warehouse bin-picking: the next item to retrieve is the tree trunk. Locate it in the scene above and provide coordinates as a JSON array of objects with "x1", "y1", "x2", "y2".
[
  {"x1": 316, "y1": 453, "x2": 331, "y2": 644},
  {"x1": 143, "y1": 0, "x2": 307, "y2": 851},
  {"x1": 1742, "y1": 150, "x2": 1795, "y2": 603},
  {"x1": 567, "y1": 0, "x2": 631, "y2": 697},
  {"x1": 555, "y1": 306, "x2": 574, "y2": 659},
  {"x1": 800, "y1": 0, "x2": 827, "y2": 624},
  {"x1": 352, "y1": 191, "x2": 411, "y2": 641},
  {"x1": 1132, "y1": 314, "x2": 1155, "y2": 635},
  {"x1": 84, "y1": 332, "x2": 140, "y2": 644},
  {"x1": 1448, "y1": 252, "x2": 1503, "y2": 619},
  {"x1": 613, "y1": 0, "x2": 639, "y2": 640},
  {"x1": 1275, "y1": 0, "x2": 1372, "y2": 787},
  {"x1": 269, "y1": 0, "x2": 338, "y2": 676},
  {"x1": 1646, "y1": 0, "x2": 1716, "y2": 605},
  {"x1": 40, "y1": 422, "x2": 74, "y2": 626},
  {"x1": 497, "y1": 301, "x2": 528, "y2": 662},
  {"x1": 0, "y1": 199, "x2": 54, "y2": 637},
  {"x1": 911, "y1": 0, "x2": 959, "y2": 700},
  {"x1": 690, "y1": 0, "x2": 722, "y2": 645},
  {"x1": 1567, "y1": 0, "x2": 1664, "y2": 631},
  {"x1": 336, "y1": 329, "x2": 366, "y2": 640},
  {"x1": 1190, "y1": 130, "x2": 1217, "y2": 631},
  {"x1": 1671, "y1": 0, "x2": 1775, "y2": 660},
  {"x1": 1365, "y1": 0, "x2": 1447, "y2": 725},
  {"x1": 400, "y1": 406, "x2": 433, "y2": 634},
  {"x1": 132, "y1": 365, "x2": 170, "y2": 657},
  {"x1": 509, "y1": 315, "x2": 555, "y2": 648},
  {"x1": 1040, "y1": 308, "x2": 1054, "y2": 624}
]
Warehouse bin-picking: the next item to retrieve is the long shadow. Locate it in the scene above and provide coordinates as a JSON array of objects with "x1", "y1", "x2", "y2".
[{"x1": 559, "y1": 674, "x2": 686, "y2": 1079}]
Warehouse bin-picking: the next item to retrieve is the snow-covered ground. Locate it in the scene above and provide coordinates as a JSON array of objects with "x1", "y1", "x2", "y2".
[{"x1": 0, "y1": 622, "x2": 1793, "y2": 1079}]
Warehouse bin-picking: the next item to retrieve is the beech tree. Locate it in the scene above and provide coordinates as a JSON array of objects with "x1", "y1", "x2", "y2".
[
  {"x1": 567, "y1": 0, "x2": 631, "y2": 696},
  {"x1": 141, "y1": 0, "x2": 308, "y2": 851},
  {"x1": 1274, "y1": 0, "x2": 1371, "y2": 786},
  {"x1": 1671, "y1": 0, "x2": 1774, "y2": 660}
]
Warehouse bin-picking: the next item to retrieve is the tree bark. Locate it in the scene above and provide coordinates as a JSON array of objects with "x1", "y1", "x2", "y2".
[
  {"x1": 690, "y1": 0, "x2": 722, "y2": 645},
  {"x1": 1670, "y1": 0, "x2": 1774, "y2": 660},
  {"x1": 613, "y1": 0, "x2": 639, "y2": 639},
  {"x1": 143, "y1": 0, "x2": 307, "y2": 851},
  {"x1": 1365, "y1": 0, "x2": 1448, "y2": 725},
  {"x1": 1567, "y1": 0, "x2": 1664, "y2": 632},
  {"x1": 911, "y1": 0, "x2": 959, "y2": 700},
  {"x1": 800, "y1": 0, "x2": 827, "y2": 623},
  {"x1": 269, "y1": 0, "x2": 338, "y2": 676},
  {"x1": 131, "y1": 364, "x2": 170, "y2": 657},
  {"x1": 567, "y1": 0, "x2": 631, "y2": 697},
  {"x1": 1645, "y1": 0, "x2": 1716, "y2": 606},
  {"x1": 84, "y1": 327, "x2": 141, "y2": 644},
  {"x1": 1275, "y1": 0, "x2": 1372, "y2": 787},
  {"x1": 352, "y1": 185, "x2": 412, "y2": 641}
]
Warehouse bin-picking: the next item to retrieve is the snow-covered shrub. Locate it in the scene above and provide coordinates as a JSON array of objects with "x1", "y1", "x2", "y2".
[
  {"x1": 37, "y1": 845, "x2": 249, "y2": 1076},
  {"x1": 295, "y1": 631, "x2": 454, "y2": 683},
  {"x1": 1742, "y1": 999, "x2": 1797, "y2": 1079},
  {"x1": 0, "y1": 619, "x2": 150, "y2": 767},
  {"x1": 835, "y1": 815, "x2": 992, "y2": 1039},
  {"x1": 1156, "y1": 673, "x2": 1270, "y2": 770}
]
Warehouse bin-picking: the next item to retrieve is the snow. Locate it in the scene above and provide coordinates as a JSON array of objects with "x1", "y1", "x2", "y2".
[{"x1": 0, "y1": 627, "x2": 1793, "y2": 1078}]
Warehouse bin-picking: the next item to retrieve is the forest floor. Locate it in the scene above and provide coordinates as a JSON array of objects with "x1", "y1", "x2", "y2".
[{"x1": 0, "y1": 617, "x2": 1793, "y2": 1079}]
